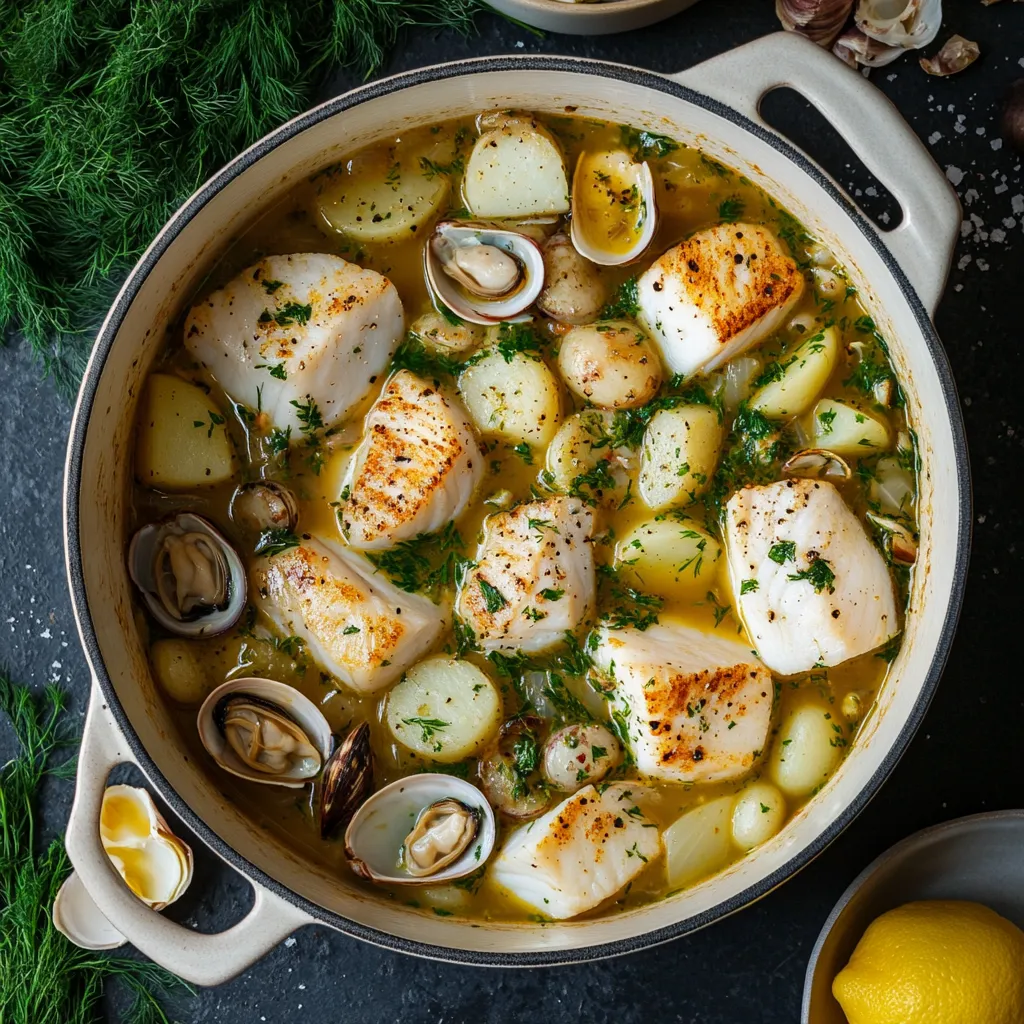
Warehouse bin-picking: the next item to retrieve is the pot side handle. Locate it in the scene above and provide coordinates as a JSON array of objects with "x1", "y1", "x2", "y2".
[
  {"x1": 669, "y1": 32, "x2": 960, "y2": 317},
  {"x1": 65, "y1": 680, "x2": 314, "y2": 987}
]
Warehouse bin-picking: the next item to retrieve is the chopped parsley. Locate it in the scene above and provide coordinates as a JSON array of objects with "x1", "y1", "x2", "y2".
[
  {"x1": 367, "y1": 522, "x2": 471, "y2": 598},
  {"x1": 619, "y1": 125, "x2": 678, "y2": 161},
  {"x1": 787, "y1": 557, "x2": 836, "y2": 594},
  {"x1": 740, "y1": 579, "x2": 759, "y2": 595},
  {"x1": 600, "y1": 276, "x2": 640, "y2": 320},
  {"x1": 419, "y1": 154, "x2": 465, "y2": 180},
  {"x1": 478, "y1": 578, "x2": 508, "y2": 614},
  {"x1": 256, "y1": 361, "x2": 288, "y2": 380},
  {"x1": 495, "y1": 322, "x2": 544, "y2": 363},
  {"x1": 254, "y1": 528, "x2": 300, "y2": 557},
  {"x1": 402, "y1": 716, "x2": 449, "y2": 746},
  {"x1": 539, "y1": 588, "x2": 565, "y2": 601},
  {"x1": 717, "y1": 197, "x2": 745, "y2": 222},
  {"x1": 261, "y1": 278, "x2": 284, "y2": 294},
  {"x1": 768, "y1": 541, "x2": 796, "y2": 565},
  {"x1": 512, "y1": 442, "x2": 533, "y2": 464},
  {"x1": 875, "y1": 634, "x2": 902, "y2": 663},
  {"x1": 259, "y1": 301, "x2": 312, "y2": 327}
]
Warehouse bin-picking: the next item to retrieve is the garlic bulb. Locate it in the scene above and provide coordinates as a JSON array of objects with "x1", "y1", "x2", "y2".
[{"x1": 776, "y1": 0, "x2": 855, "y2": 47}]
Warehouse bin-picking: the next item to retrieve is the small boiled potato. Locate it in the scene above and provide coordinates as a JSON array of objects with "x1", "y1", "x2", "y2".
[
  {"x1": 544, "y1": 409, "x2": 628, "y2": 506},
  {"x1": 150, "y1": 639, "x2": 213, "y2": 706},
  {"x1": 811, "y1": 398, "x2": 891, "y2": 456},
  {"x1": 459, "y1": 349, "x2": 561, "y2": 446},
  {"x1": 639, "y1": 405, "x2": 722, "y2": 510},
  {"x1": 537, "y1": 234, "x2": 608, "y2": 325},
  {"x1": 464, "y1": 121, "x2": 569, "y2": 219},
  {"x1": 385, "y1": 657, "x2": 501, "y2": 763},
  {"x1": 558, "y1": 321, "x2": 661, "y2": 410},
  {"x1": 135, "y1": 374, "x2": 236, "y2": 490},
  {"x1": 731, "y1": 782, "x2": 787, "y2": 851},
  {"x1": 750, "y1": 325, "x2": 839, "y2": 420},
  {"x1": 664, "y1": 796, "x2": 734, "y2": 889},
  {"x1": 410, "y1": 310, "x2": 483, "y2": 355},
  {"x1": 769, "y1": 704, "x2": 843, "y2": 798},
  {"x1": 614, "y1": 518, "x2": 721, "y2": 596},
  {"x1": 419, "y1": 886, "x2": 471, "y2": 912},
  {"x1": 317, "y1": 133, "x2": 452, "y2": 244}
]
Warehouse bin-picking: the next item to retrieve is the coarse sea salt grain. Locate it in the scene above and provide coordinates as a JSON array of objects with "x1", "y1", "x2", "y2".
[
  {"x1": 946, "y1": 165, "x2": 965, "y2": 186},
  {"x1": 928, "y1": 131, "x2": 942, "y2": 144}
]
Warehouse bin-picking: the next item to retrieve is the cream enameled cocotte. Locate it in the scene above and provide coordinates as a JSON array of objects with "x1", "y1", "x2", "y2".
[{"x1": 65, "y1": 41, "x2": 964, "y2": 979}]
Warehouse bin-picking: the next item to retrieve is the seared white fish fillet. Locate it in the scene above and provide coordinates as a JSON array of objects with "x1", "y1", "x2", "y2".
[
  {"x1": 636, "y1": 224, "x2": 804, "y2": 379},
  {"x1": 455, "y1": 497, "x2": 594, "y2": 653},
  {"x1": 253, "y1": 534, "x2": 443, "y2": 693},
  {"x1": 724, "y1": 478, "x2": 898, "y2": 676},
  {"x1": 593, "y1": 623, "x2": 773, "y2": 784},
  {"x1": 340, "y1": 370, "x2": 484, "y2": 550},
  {"x1": 490, "y1": 784, "x2": 662, "y2": 919},
  {"x1": 184, "y1": 253, "x2": 403, "y2": 435}
]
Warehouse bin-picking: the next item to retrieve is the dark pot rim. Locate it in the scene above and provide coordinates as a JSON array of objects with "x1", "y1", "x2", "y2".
[{"x1": 63, "y1": 55, "x2": 972, "y2": 968}]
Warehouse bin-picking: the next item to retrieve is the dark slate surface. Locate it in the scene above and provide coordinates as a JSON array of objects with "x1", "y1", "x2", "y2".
[{"x1": 1, "y1": 1, "x2": 1022, "y2": 1021}]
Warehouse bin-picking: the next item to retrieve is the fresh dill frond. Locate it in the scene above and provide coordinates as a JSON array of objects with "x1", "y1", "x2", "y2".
[
  {"x1": 0, "y1": 0, "x2": 496, "y2": 394},
  {"x1": 0, "y1": 676, "x2": 190, "y2": 1023}
]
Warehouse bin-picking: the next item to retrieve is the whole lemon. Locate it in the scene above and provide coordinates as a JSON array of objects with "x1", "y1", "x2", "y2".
[{"x1": 832, "y1": 900, "x2": 1024, "y2": 1024}]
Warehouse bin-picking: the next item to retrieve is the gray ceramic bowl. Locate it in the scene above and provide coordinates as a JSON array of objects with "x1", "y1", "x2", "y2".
[{"x1": 802, "y1": 810, "x2": 1024, "y2": 1023}]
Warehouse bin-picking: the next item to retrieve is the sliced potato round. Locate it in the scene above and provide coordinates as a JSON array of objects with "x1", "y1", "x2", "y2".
[
  {"x1": 458, "y1": 349, "x2": 561, "y2": 446},
  {"x1": 464, "y1": 120, "x2": 569, "y2": 219},
  {"x1": 664, "y1": 796, "x2": 734, "y2": 889},
  {"x1": 811, "y1": 398, "x2": 892, "y2": 456},
  {"x1": 614, "y1": 517, "x2": 721, "y2": 596},
  {"x1": 639, "y1": 405, "x2": 722, "y2": 510},
  {"x1": 135, "y1": 374, "x2": 237, "y2": 490},
  {"x1": 150, "y1": 639, "x2": 213, "y2": 706},
  {"x1": 385, "y1": 658, "x2": 501, "y2": 763},
  {"x1": 317, "y1": 133, "x2": 454, "y2": 244},
  {"x1": 750, "y1": 325, "x2": 839, "y2": 420},
  {"x1": 409, "y1": 310, "x2": 483, "y2": 355},
  {"x1": 731, "y1": 782, "x2": 786, "y2": 851},
  {"x1": 557, "y1": 321, "x2": 661, "y2": 410},
  {"x1": 769, "y1": 703, "x2": 843, "y2": 798}
]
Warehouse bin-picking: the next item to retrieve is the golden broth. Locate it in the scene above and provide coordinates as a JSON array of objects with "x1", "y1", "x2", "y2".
[{"x1": 131, "y1": 111, "x2": 916, "y2": 922}]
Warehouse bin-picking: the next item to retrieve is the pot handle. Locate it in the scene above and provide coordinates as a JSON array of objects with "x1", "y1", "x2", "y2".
[
  {"x1": 669, "y1": 32, "x2": 960, "y2": 316},
  {"x1": 65, "y1": 679, "x2": 314, "y2": 987}
]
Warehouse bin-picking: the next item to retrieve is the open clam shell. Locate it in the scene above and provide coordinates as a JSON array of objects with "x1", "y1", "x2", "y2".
[
  {"x1": 344, "y1": 774, "x2": 496, "y2": 886},
  {"x1": 52, "y1": 872, "x2": 127, "y2": 950},
  {"x1": 570, "y1": 149, "x2": 657, "y2": 267},
  {"x1": 99, "y1": 785, "x2": 194, "y2": 911},
  {"x1": 424, "y1": 221, "x2": 545, "y2": 326},
  {"x1": 128, "y1": 512, "x2": 246, "y2": 638},
  {"x1": 783, "y1": 448, "x2": 852, "y2": 482},
  {"x1": 230, "y1": 481, "x2": 298, "y2": 536},
  {"x1": 197, "y1": 677, "x2": 332, "y2": 788}
]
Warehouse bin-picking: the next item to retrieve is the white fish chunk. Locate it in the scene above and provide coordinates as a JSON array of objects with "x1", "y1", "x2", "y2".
[
  {"x1": 184, "y1": 253, "x2": 403, "y2": 435},
  {"x1": 490, "y1": 784, "x2": 662, "y2": 919},
  {"x1": 593, "y1": 622, "x2": 773, "y2": 784},
  {"x1": 636, "y1": 224, "x2": 804, "y2": 379},
  {"x1": 253, "y1": 534, "x2": 443, "y2": 693},
  {"x1": 340, "y1": 370, "x2": 484, "y2": 550},
  {"x1": 724, "y1": 478, "x2": 898, "y2": 676},
  {"x1": 455, "y1": 497, "x2": 594, "y2": 652}
]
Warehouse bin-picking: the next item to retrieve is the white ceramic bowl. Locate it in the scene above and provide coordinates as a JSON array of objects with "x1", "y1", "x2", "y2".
[
  {"x1": 487, "y1": 0, "x2": 700, "y2": 35},
  {"x1": 63, "y1": 34, "x2": 969, "y2": 985}
]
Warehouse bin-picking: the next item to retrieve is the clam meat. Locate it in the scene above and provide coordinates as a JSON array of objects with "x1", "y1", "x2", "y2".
[
  {"x1": 197, "y1": 677, "x2": 332, "y2": 788},
  {"x1": 216, "y1": 695, "x2": 322, "y2": 779},
  {"x1": 403, "y1": 799, "x2": 480, "y2": 878},
  {"x1": 129, "y1": 513, "x2": 245, "y2": 637},
  {"x1": 425, "y1": 221, "x2": 545, "y2": 325}
]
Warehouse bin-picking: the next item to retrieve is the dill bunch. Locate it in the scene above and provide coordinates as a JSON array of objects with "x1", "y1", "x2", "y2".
[
  {"x1": 0, "y1": 0, "x2": 491, "y2": 395},
  {"x1": 0, "y1": 677, "x2": 189, "y2": 1023}
]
